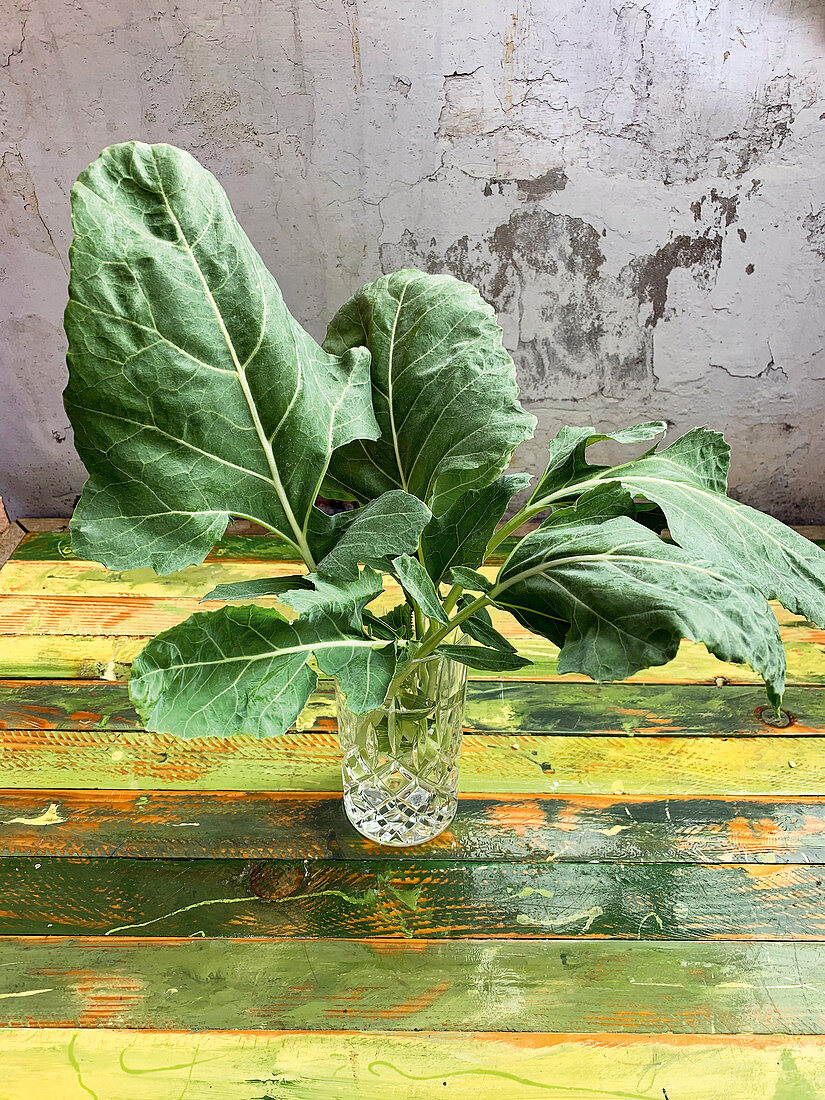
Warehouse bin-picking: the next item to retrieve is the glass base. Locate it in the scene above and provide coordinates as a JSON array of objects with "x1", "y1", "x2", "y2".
[
  {"x1": 343, "y1": 781, "x2": 458, "y2": 847},
  {"x1": 336, "y1": 646, "x2": 467, "y2": 848}
]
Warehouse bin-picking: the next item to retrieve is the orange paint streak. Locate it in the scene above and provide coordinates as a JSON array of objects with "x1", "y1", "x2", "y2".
[
  {"x1": 367, "y1": 981, "x2": 452, "y2": 1020},
  {"x1": 485, "y1": 799, "x2": 550, "y2": 837},
  {"x1": 727, "y1": 815, "x2": 785, "y2": 854},
  {"x1": 74, "y1": 974, "x2": 144, "y2": 1027}
]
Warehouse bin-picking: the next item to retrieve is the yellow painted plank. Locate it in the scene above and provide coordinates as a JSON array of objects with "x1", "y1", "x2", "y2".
[
  {"x1": 0, "y1": 557, "x2": 307, "y2": 597},
  {"x1": 0, "y1": 728, "x2": 822, "y2": 794},
  {"x1": 3, "y1": 623, "x2": 823, "y2": 684},
  {"x1": 0, "y1": 1028, "x2": 823, "y2": 1099},
  {"x1": 2, "y1": 553, "x2": 824, "y2": 683}
]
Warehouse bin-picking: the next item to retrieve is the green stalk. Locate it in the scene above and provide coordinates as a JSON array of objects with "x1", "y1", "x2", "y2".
[
  {"x1": 412, "y1": 581, "x2": 463, "y2": 654},
  {"x1": 383, "y1": 591, "x2": 492, "y2": 699},
  {"x1": 413, "y1": 604, "x2": 425, "y2": 640},
  {"x1": 484, "y1": 470, "x2": 616, "y2": 560},
  {"x1": 441, "y1": 583, "x2": 463, "y2": 616},
  {"x1": 411, "y1": 592, "x2": 492, "y2": 663}
]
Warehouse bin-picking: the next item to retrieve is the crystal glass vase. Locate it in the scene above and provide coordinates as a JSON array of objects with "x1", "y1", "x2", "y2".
[{"x1": 335, "y1": 650, "x2": 469, "y2": 847}]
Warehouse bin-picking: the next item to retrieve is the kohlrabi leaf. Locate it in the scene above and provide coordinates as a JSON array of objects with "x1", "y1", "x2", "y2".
[
  {"x1": 420, "y1": 473, "x2": 532, "y2": 583},
  {"x1": 313, "y1": 490, "x2": 431, "y2": 581},
  {"x1": 280, "y1": 569, "x2": 385, "y2": 626},
  {"x1": 322, "y1": 269, "x2": 535, "y2": 515},
  {"x1": 530, "y1": 421, "x2": 667, "y2": 504},
  {"x1": 364, "y1": 602, "x2": 415, "y2": 641},
  {"x1": 205, "y1": 568, "x2": 384, "y2": 634},
  {"x1": 585, "y1": 429, "x2": 825, "y2": 627},
  {"x1": 202, "y1": 576, "x2": 312, "y2": 602},
  {"x1": 391, "y1": 554, "x2": 449, "y2": 624},
  {"x1": 64, "y1": 141, "x2": 378, "y2": 574},
  {"x1": 448, "y1": 567, "x2": 492, "y2": 593},
  {"x1": 492, "y1": 508, "x2": 786, "y2": 706},
  {"x1": 455, "y1": 596, "x2": 516, "y2": 653},
  {"x1": 436, "y1": 644, "x2": 532, "y2": 672},
  {"x1": 130, "y1": 601, "x2": 396, "y2": 736}
]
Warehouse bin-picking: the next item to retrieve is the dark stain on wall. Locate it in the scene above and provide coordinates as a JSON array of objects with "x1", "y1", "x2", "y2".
[
  {"x1": 730, "y1": 74, "x2": 797, "y2": 176},
  {"x1": 381, "y1": 207, "x2": 728, "y2": 400},
  {"x1": 803, "y1": 207, "x2": 825, "y2": 259},
  {"x1": 515, "y1": 168, "x2": 568, "y2": 200},
  {"x1": 627, "y1": 233, "x2": 723, "y2": 326}
]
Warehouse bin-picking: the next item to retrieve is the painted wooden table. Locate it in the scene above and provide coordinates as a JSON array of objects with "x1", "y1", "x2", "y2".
[{"x1": 1, "y1": 519, "x2": 825, "y2": 1098}]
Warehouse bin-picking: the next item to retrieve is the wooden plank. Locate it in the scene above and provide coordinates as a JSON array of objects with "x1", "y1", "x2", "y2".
[
  {"x1": 11, "y1": 526, "x2": 824, "y2": 562},
  {"x1": 0, "y1": 937, "x2": 822, "y2": 1034},
  {"x1": 8, "y1": 529, "x2": 525, "y2": 564},
  {"x1": 0, "y1": 557, "x2": 308, "y2": 598},
  {"x1": 3, "y1": 1029, "x2": 825, "y2": 1100},
  {"x1": 0, "y1": 857, "x2": 823, "y2": 939},
  {"x1": 4, "y1": 620, "x2": 825, "y2": 684},
  {"x1": 0, "y1": 679, "x2": 813, "y2": 735},
  {"x1": 3, "y1": 551, "x2": 824, "y2": 683},
  {"x1": 10, "y1": 530, "x2": 295, "y2": 563},
  {"x1": 0, "y1": 789, "x2": 823, "y2": 863},
  {"x1": 0, "y1": 728, "x2": 820, "y2": 795},
  {"x1": 15, "y1": 518, "x2": 70, "y2": 532},
  {"x1": 0, "y1": 635, "x2": 147, "y2": 680},
  {"x1": 0, "y1": 524, "x2": 24, "y2": 568}
]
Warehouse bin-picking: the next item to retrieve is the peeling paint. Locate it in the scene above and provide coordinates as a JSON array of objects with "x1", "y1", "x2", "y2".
[
  {"x1": 803, "y1": 208, "x2": 825, "y2": 260},
  {"x1": 1, "y1": 0, "x2": 824, "y2": 522},
  {"x1": 516, "y1": 904, "x2": 603, "y2": 931},
  {"x1": 5, "y1": 802, "x2": 65, "y2": 826}
]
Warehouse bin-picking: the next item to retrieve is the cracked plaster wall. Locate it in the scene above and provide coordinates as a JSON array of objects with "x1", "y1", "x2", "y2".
[{"x1": 1, "y1": 0, "x2": 824, "y2": 520}]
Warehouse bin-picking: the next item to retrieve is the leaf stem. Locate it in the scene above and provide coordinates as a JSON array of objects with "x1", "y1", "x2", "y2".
[
  {"x1": 383, "y1": 591, "x2": 492, "y2": 698},
  {"x1": 411, "y1": 592, "x2": 492, "y2": 663},
  {"x1": 441, "y1": 583, "x2": 463, "y2": 616},
  {"x1": 484, "y1": 472, "x2": 613, "y2": 559}
]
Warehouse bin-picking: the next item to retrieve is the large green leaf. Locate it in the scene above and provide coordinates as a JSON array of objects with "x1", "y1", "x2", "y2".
[
  {"x1": 536, "y1": 428, "x2": 825, "y2": 627},
  {"x1": 420, "y1": 473, "x2": 531, "y2": 583},
  {"x1": 455, "y1": 596, "x2": 516, "y2": 653},
  {"x1": 529, "y1": 421, "x2": 667, "y2": 503},
  {"x1": 436, "y1": 644, "x2": 532, "y2": 672},
  {"x1": 131, "y1": 605, "x2": 316, "y2": 738},
  {"x1": 64, "y1": 142, "x2": 378, "y2": 574},
  {"x1": 391, "y1": 554, "x2": 449, "y2": 624},
  {"x1": 312, "y1": 491, "x2": 431, "y2": 581},
  {"x1": 322, "y1": 269, "x2": 536, "y2": 514},
  {"x1": 202, "y1": 576, "x2": 311, "y2": 603},
  {"x1": 130, "y1": 595, "x2": 396, "y2": 736},
  {"x1": 492, "y1": 499, "x2": 786, "y2": 705}
]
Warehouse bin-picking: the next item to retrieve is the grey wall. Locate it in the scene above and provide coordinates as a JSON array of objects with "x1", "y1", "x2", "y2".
[{"x1": 2, "y1": 0, "x2": 824, "y2": 521}]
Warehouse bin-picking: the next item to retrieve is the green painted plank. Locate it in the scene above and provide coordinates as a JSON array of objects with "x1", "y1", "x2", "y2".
[
  {"x1": 0, "y1": 857, "x2": 822, "y2": 939},
  {"x1": 0, "y1": 937, "x2": 822, "y2": 1034},
  {"x1": 0, "y1": 728, "x2": 821, "y2": 794},
  {"x1": 0, "y1": 679, "x2": 814, "y2": 735},
  {"x1": 4, "y1": 1029, "x2": 825, "y2": 1100},
  {"x1": 0, "y1": 790, "x2": 823, "y2": 863}
]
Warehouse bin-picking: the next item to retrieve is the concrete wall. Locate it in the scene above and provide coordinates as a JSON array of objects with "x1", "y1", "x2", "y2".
[{"x1": 2, "y1": 0, "x2": 824, "y2": 521}]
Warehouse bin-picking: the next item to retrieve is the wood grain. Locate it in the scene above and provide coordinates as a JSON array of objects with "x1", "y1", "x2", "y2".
[
  {"x1": 1, "y1": 678, "x2": 816, "y2": 735},
  {"x1": 0, "y1": 937, "x2": 822, "y2": 1034},
  {"x1": 4, "y1": 609, "x2": 825, "y2": 684},
  {"x1": 3, "y1": 542, "x2": 825, "y2": 685},
  {"x1": 2, "y1": 1028, "x2": 825, "y2": 1099},
  {"x1": 4, "y1": 525, "x2": 825, "y2": 1068},
  {"x1": 0, "y1": 789, "x2": 824, "y2": 863},
  {"x1": 0, "y1": 727, "x2": 822, "y2": 795},
  {"x1": 0, "y1": 857, "x2": 823, "y2": 939}
]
